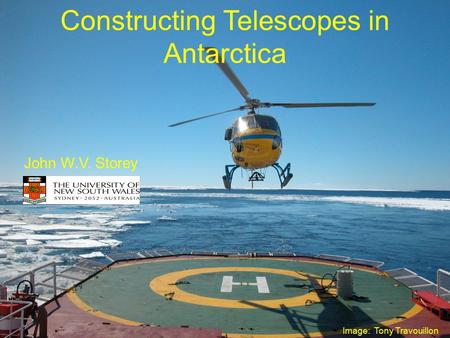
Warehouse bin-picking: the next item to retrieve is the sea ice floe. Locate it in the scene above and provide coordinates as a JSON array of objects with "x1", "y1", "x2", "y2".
[
  {"x1": 318, "y1": 196, "x2": 450, "y2": 211},
  {"x1": 79, "y1": 251, "x2": 105, "y2": 258},
  {"x1": 1, "y1": 233, "x2": 89, "y2": 242},
  {"x1": 154, "y1": 203, "x2": 217, "y2": 209},
  {"x1": 0, "y1": 220, "x2": 27, "y2": 226},
  {"x1": 38, "y1": 213, "x2": 113, "y2": 223},
  {"x1": 0, "y1": 249, "x2": 6, "y2": 258},
  {"x1": 98, "y1": 239, "x2": 121, "y2": 247},
  {"x1": 106, "y1": 220, "x2": 150, "y2": 227},
  {"x1": 144, "y1": 191, "x2": 450, "y2": 211},
  {"x1": 45, "y1": 239, "x2": 121, "y2": 249},
  {"x1": 26, "y1": 239, "x2": 43, "y2": 246},
  {"x1": 16, "y1": 224, "x2": 105, "y2": 232}
]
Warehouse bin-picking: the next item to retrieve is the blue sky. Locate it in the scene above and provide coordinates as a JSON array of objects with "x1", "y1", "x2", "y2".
[{"x1": 1, "y1": 0, "x2": 449, "y2": 190}]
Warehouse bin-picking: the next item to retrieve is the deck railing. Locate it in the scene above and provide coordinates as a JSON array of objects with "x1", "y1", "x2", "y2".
[
  {"x1": 2, "y1": 261, "x2": 57, "y2": 303},
  {"x1": 0, "y1": 299, "x2": 34, "y2": 338},
  {"x1": 437, "y1": 268, "x2": 450, "y2": 301}
]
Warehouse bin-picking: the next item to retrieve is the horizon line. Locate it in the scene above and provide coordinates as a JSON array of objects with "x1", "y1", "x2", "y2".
[{"x1": 1, "y1": 182, "x2": 449, "y2": 192}]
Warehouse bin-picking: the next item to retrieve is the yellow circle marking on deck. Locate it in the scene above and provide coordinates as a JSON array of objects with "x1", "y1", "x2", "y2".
[
  {"x1": 67, "y1": 289, "x2": 142, "y2": 326},
  {"x1": 67, "y1": 258, "x2": 423, "y2": 337},
  {"x1": 68, "y1": 286, "x2": 422, "y2": 338},
  {"x1": 149, "y1": 267, "x2": 335, "y2": 309},
  {"x1": 68, "y1": 273, "x2": 423, "y2": 338}
]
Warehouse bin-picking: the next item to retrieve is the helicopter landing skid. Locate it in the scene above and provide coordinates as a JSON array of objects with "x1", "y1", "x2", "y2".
[
  {"x1": 272, "y1": 163, "x2": 293, "y2": 188},
  {"x1": 223, "y1": 165, "x2": 239, "y2": 190},
  {"x1": 223, "y1": 163, "x2": 293, "y2": 189}
]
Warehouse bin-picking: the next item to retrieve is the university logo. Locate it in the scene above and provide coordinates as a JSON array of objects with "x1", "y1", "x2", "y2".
[{"x1": 23, "y1": 176, "x2": 46, "y2": 204}]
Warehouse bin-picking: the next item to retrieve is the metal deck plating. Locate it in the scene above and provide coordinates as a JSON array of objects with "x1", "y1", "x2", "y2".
[{"x1": 40, "y1": 254, "x2": 449, "y2": 338}]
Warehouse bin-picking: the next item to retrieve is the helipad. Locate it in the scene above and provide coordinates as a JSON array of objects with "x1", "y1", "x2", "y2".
[{"x1": 67, "y1": 256, "x2": 421, "y2": 337}]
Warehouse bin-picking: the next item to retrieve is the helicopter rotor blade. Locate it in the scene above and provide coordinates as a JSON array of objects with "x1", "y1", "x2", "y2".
[
  {"x1": 168, "y1": 107, "x2": 244, "y2": 127},
  {"x1": 263, "y1": 102, "x2": 376, "y2": 108},
  {"x1": 206, "y1": 47, "x2": 251, "y2": 103}
]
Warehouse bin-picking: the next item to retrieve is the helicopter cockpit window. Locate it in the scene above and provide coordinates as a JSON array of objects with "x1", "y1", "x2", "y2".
[
  {"x1": 233, "y1": 116, "x2": 254, "y2": 133},
  {"x1": 232, "y1": 115, "x2": 280, "y2": 135},
  {"x1": 255, "y1": 115, "x2": 281, "y2": 134}
]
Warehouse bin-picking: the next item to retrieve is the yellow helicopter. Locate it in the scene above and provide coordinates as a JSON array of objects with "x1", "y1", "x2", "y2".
[{"x1": 170, "y1": 51, "x2": 375, "y2": 189}]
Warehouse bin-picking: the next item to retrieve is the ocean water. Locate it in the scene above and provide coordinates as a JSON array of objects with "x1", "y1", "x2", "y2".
[{"x1": 0, "y1": 186, "x2": 449, "y2": 282}]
